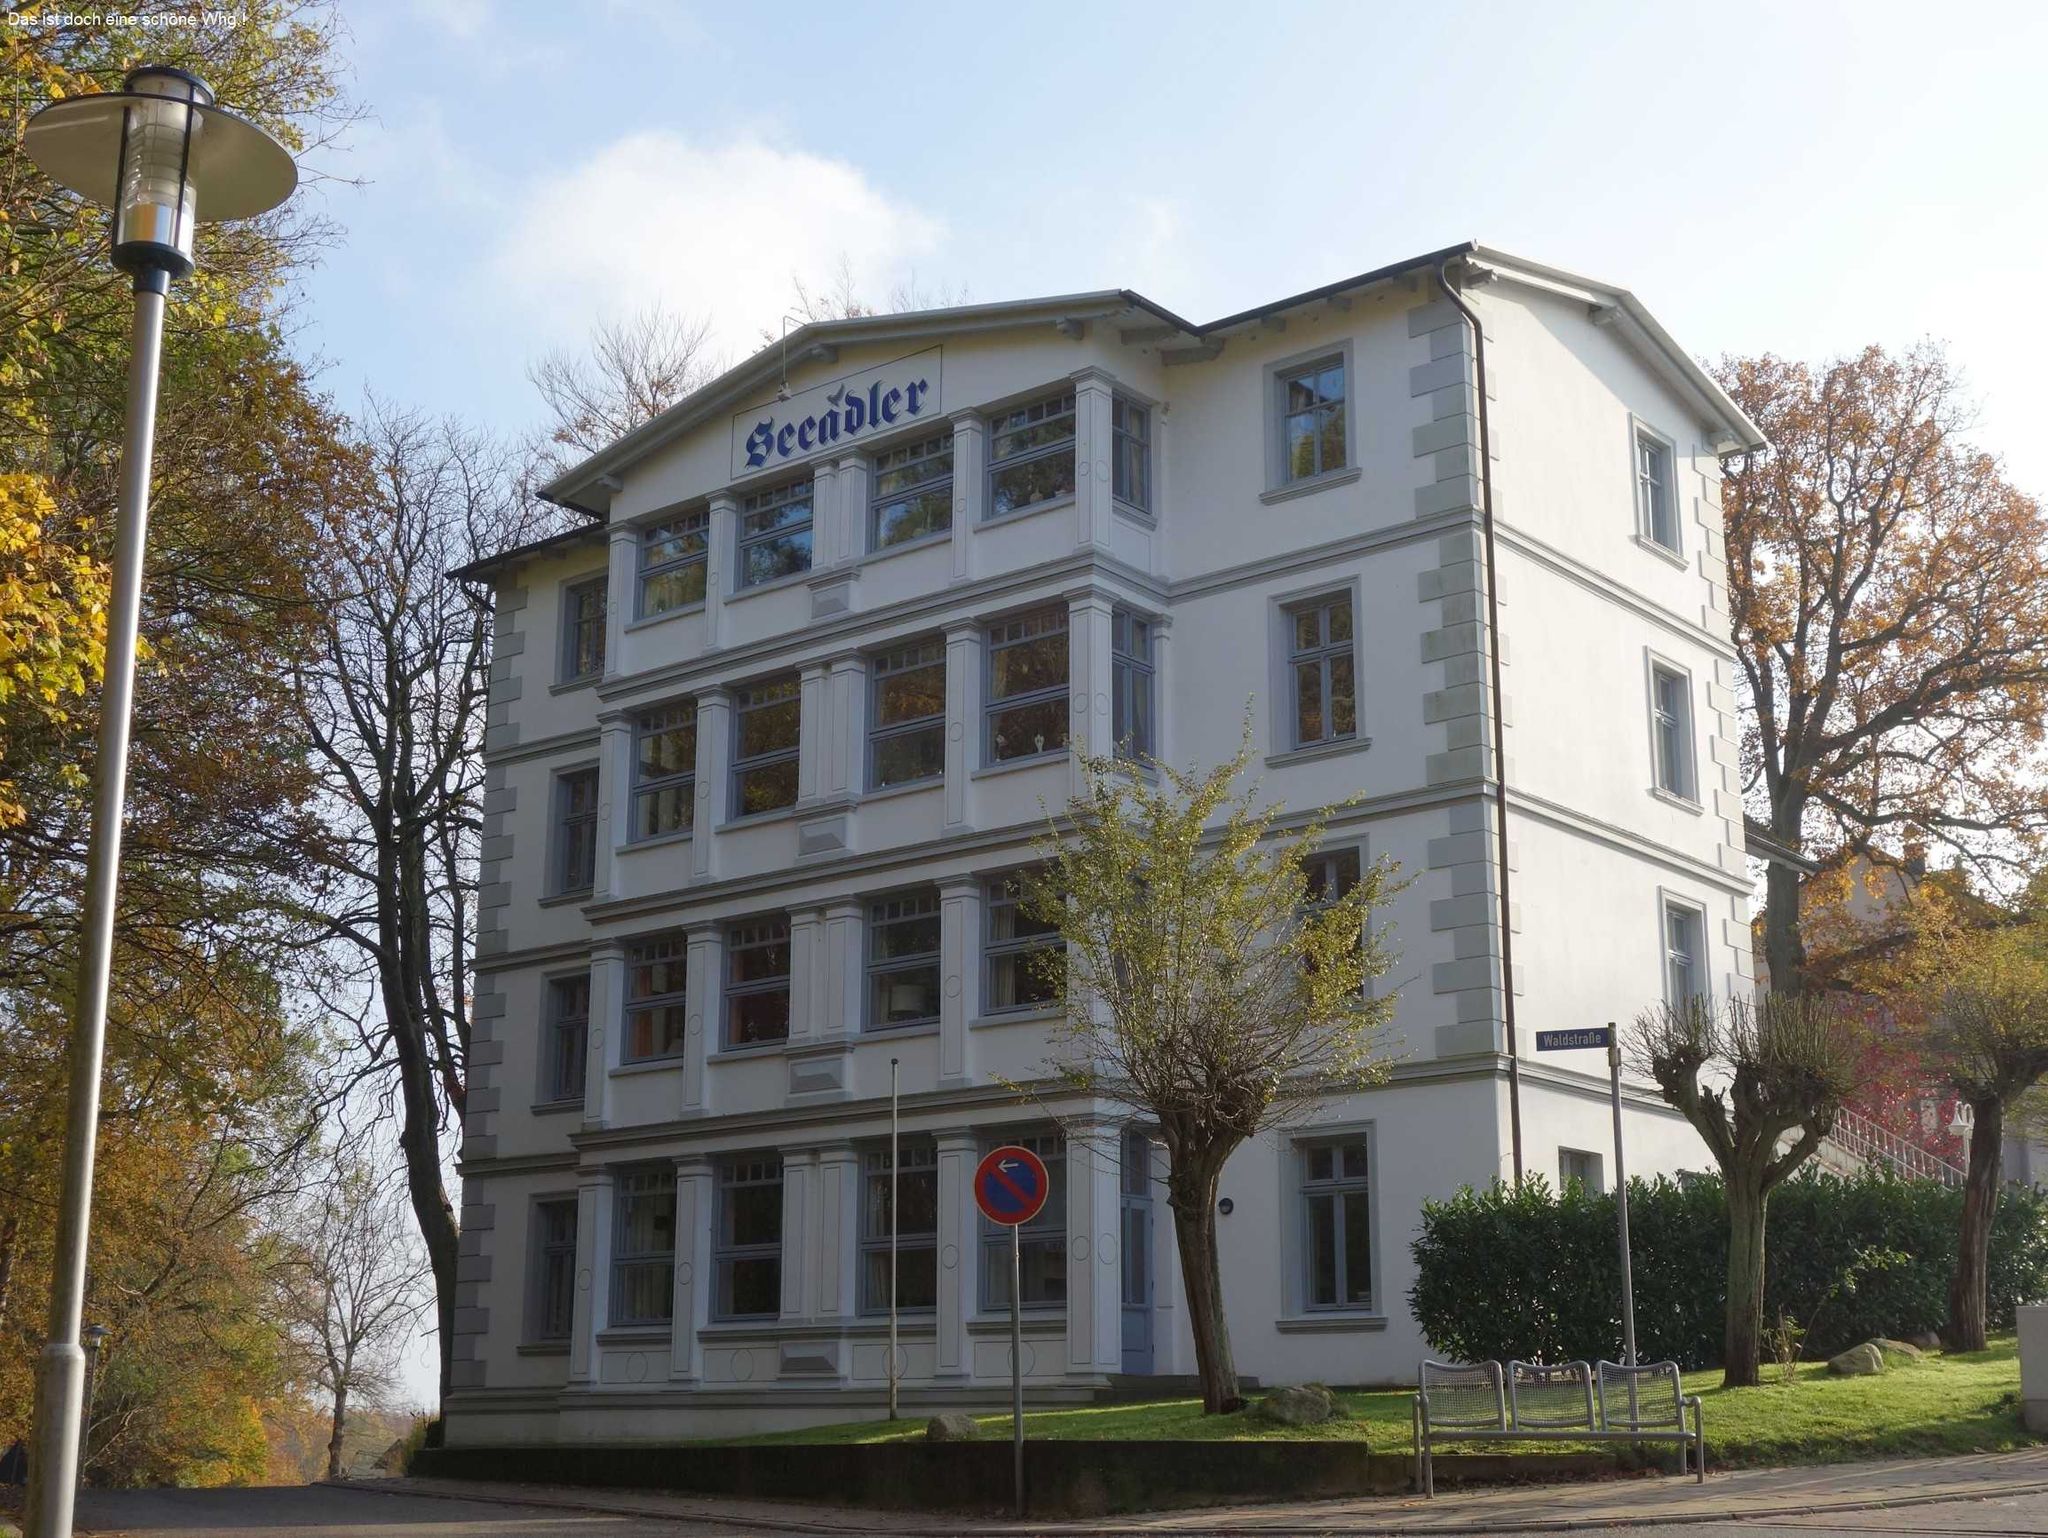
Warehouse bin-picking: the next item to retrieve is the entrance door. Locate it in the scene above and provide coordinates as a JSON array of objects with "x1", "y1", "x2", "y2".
[{"x1": 1120, "y1": 1130, "x2": 1154, "y2": 1375}]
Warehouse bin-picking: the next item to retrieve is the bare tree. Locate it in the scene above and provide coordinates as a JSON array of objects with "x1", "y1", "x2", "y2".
[
  {"x1": 278, "y1": 1148, "x2": 430, "y2": 1480},
  {"x1": 1025, "y1": 731, "x2": 1401, "y2": 1413},
  {"x1": 295, "y1": 400, "x2": 537, "y2": 1407},
  {"x1": 528, "y1": 305, "x2": 717, "y2": 475},
  {"x1": 1923, "y1": 932, "x2": 2048, "y2": 1349},
  {"x1": 1634, "y1": 993, "x2": 1860, "y2": 1386}
]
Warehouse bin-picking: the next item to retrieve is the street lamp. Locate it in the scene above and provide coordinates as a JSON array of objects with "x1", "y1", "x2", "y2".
[{"x1": 20, "y1": 67, "x2": 295, "y2": 1538}]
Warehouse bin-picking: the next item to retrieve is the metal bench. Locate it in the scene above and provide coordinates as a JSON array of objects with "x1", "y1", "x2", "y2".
[{"x1": 1412, "y1": 1357, "x2": 1703, "y2": 1495}]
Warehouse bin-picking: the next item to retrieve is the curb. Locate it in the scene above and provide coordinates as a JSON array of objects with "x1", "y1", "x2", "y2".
[{"x1": 338, "y1": 1471, "x2": 2048, "y2": 1536}]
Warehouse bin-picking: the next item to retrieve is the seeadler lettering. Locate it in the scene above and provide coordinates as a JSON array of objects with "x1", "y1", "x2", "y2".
[{"x1": 745, "y1": 376, "x2": 931, "y2": 470}]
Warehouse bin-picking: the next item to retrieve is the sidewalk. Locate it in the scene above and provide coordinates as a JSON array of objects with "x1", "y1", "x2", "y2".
[{"x1": 363, "y1": 1447, "x2": 2048, "y2": 1535}]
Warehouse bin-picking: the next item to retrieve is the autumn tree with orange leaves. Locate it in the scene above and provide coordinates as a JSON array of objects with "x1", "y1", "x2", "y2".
[{"x1": 1718, "y1": 344, "x2": 2048, "y2": 996}]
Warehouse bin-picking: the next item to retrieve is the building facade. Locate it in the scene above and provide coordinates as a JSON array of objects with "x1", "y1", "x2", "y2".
[{"x1": 445, "y1": 243, "x2": 1765, "y2": 1444}]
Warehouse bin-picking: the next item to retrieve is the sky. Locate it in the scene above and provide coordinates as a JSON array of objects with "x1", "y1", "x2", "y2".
[
  {"x1": 305, "y1": 0, "x2": 2048, "y2": 1404},
  {"x1": 296, "y1": 0, "x2": 2048, "y2": 490}
]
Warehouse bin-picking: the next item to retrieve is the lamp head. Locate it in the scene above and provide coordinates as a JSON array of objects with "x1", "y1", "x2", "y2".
[{"x1": 23, "y1": 64, "x2": 298, "y2": 285}]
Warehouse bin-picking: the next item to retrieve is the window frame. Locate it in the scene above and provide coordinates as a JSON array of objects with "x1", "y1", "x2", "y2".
[
  {"x1": 865, "y1": 886, "x2": 942, "y2": 1033},
  {"x1": 630, "y1": 700, "x2": 697, "y2": 843},
  {"x1": 541, "y1": 971, "x2": 589, "y2": 1106},
  {"x1": 867, "y1": 636, "x2": 946, "y2": 792},
  {"x1": 1633, "y1": 422, "x2": 1682, "y2": 555},
  {"x1": 724, "y1": 913, "x2": 792, "y2": 1048},
  {"x1": 559, "y1": 572, "x2": 608, "y2": 684},
  {"x1": 1647, "y1": 657, "x2": 1698, "y2": 803},
  {"x1": 713, "y1": 1155, "x2": 784, "y2": 1321},
  {"x1": 550, "y1": 765, "x2": 599, "y2": 896},
  {"x1": 622, "y1": 932, "x2": 687, "y2": 1064},
  {"x1": 1111, "y1": 394, "x2": 1152, "y2": 515},
  {"x1": 735, "y1": 477, "x2": 814, "y2": 591},
  {"x1": 1110, "y1": 606, "x2": 1156, "y2": 763},
  {"x1": 982, "y1": 869, "x2": 1061, "y2": 1017},
  {"x1": 1559, "y1": 1147, "x2": 1605, "y2": 1194},
  {"x1": 729, "y1": 673, "x2": 801, "y2": 820},
  {"x1": 1297, "y1": 1132, "x2": 1375, "y2": 1313},
  {"x1": 1284, "y1": 591, "x2": 1359, "y2": 751},
  {"x1": 978, "y1": 1130, "x2": 1067, "y2": 1312},
  {"x1": 983, "y1": 605, "x2": 1070, "y2": 766},
  {"x1": 637, "y1": 508, "x2": 709, "y2": 618},
  {"x1": 869, "y1": 429, "x2": 955, "y2": 552},
  {"x1": 1271, "y1": 349, "x2": 1350, "y2": 487},
  {"x1": 1660, "y1": 895, "x2": 1708, "y2": 1009},
  {"x1": 527, "y1": 1194, "x2": 579, "y2": 1345},
  {"x1": 984, "y1": 391, "x2": 1078, "y2": 521},
  {"x1": 860, "y1": 1137, "x2": 939, "y2": 1315},
  {"x1": 608, "y1": 1163, "x2": 676, "y2": 1328}
]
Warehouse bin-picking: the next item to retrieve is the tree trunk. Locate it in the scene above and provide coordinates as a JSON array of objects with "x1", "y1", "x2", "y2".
[
  {"x1": 1762, "y1": 830, "x2": 1808, "y2": 996},
  {"x1": 1723, "y1": 1176, "x2": 1768, "y2": 1387},
  {"x1": 1166, "y1": 1148, "x2": 1242, "y2": 1414},
  {"x1": 326, "y1": 1381, "x2": 348, "y2": 1481},
  {"x1": 1945, "y1": 1095, "x2": 2004, "y2": 1353}
]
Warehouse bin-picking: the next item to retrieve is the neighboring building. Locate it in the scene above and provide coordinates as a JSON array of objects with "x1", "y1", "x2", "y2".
[{"x1": 445, "y1": 242, "x2": 1762, "y2": 1444}]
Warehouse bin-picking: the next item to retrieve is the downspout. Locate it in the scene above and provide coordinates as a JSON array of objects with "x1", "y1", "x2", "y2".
[{"x1": 1433, "y1": 255, "x2": 1525, "y2": 1186}]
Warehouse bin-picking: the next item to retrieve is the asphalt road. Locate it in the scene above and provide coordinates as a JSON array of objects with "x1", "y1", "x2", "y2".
[{"x1": 64, "y1": 1481, "x2": 2048, "y2": 1537}]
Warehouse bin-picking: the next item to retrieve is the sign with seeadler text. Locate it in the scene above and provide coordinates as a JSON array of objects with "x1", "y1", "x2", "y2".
[{"x1": 730, "y1": 347, "x2": 942, "y2": 480}]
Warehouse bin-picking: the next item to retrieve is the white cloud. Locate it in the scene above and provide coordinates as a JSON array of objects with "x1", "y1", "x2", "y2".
[{"x1": 483, "y1": 131, "x2": 945, "y2": 362}]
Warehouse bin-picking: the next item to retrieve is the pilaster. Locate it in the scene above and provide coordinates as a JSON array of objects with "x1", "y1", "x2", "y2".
[
  {"x1": 937, "y1": 874, "x2": 980, "y2": 1085},
  {"x1": 594, "y1": 711, "x2": 631, "y2": 901},
  {"x1": 604, "y1": 523, "x2": 636, "y2": 680},
  {"x1": 1067, "y1": 591, "x2": 1115, "y2": 797},
  {"x1": 682, "y1": 920, "x2": 720, "y2": 1112},
  {"x1": 934, "y1": 1128, "x2": 979, "y2": 1381},
  {"x1": 1071, "y1": 368, "x2": 1117, "y2": 553},
  {"x1": 585, "y1": 941, "x2": 624, "y2": 1129},
  {"x1": 691, "y1": 687, "x2": 732, "y2": 880},
  {"x1": 943, "y1": 621, "x2": 982, "y2": 833},
  {"x1": 1064, "y1": 1117, "x2": 1122, "y2": 1378},
  {"x1": 948, "y1": 412, "x2": 985, "y2": 581},
  {"x1": 703, "y1": 492, "x2": 736, "y2": 651},
  {"x1": 568, "y1": 1165, "x2": 614, "y2": 1386},
  {"x1": 669, "y1": 1153, "x2": 713, "y2": 1382}
]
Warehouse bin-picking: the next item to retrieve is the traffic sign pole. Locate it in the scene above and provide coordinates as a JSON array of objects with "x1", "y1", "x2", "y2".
[
  {"x1": 1010, "y1": 1222, "x2": 1023, "y2": 1518},
  {"x1": 1608, "y1": 1026, "x2": 1637, "y2": 1366}
]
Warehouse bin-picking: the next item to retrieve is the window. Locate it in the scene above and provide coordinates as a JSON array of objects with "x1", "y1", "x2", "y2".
[
  {"x1": 529, "y1": 1197, "x2": 578, "y2": 1343},
  {"x1": 624, "y1": 934, "x2": 686, "y2": 1062},
  {"x1": 1110, "y1": 607, "x2": 1155, "y2": 761},
  {"x1": 985, "y1": 606, "x2": 1069, "y2": 763},
  {"x1": 981, "y1": 1132, "x2": 1066, "y2": 1310},
  {"x1": 542, "y1": 974, "x2": 588, "y2": 1104},
  {"x1": 1650, "y1": 664, "x2": 1695, "y2": 801},
  {"x1": 1560, "y1": 1148, "x2": 1604, "y2": 1194},
  {"x1": 1636, "y1": 429, "x2": 1678, "y2": 551},
  {"x1": 861, "y1": 1138, "x2": 938, "y2": 1313},
  {"x1": 1663, "y1": 900, "x2": 1705, "y2": 1008},
  {"x1": 986, "y1": 392, "x2": 1076, "y2": 518},
  {"x1": 1304, "y1": 847, "x2": 1362, "y2": 908},
  {"x1": 552, "y1": 768, "x2": 599, "y2": 894},
  {"x1": 715, "y1": 1156, "x2": 782, "y2": 1320},
  {"x1": 737, "y1": 479, "x2": 812, "y2": 588},
  {"x1": 609, "y1": 1164, "x2": 675, "y2": 1327},
  {"x1": 725, "y1": 915, "x2": 791, "y2": 1046},
  {"x1": 632, "y1": 701, "x2": 696, "y2": 840},
  {"x1": 1279, "y1": 356, "x2": 1346, "y2": 482},
  {"x1": 868, "y1": 637, "x2": 945, "y2": 790},
  {"x1": 731, "y1": 674, "x2": 800, "y2": 817},
  {"x1": 1112, "y1": 396, "x2": 1151, "y2": 512},
  {"x1": 561, "y1": 575, "x2": 607, "y2": 681},
  {"x1": 985, "y1": 871, "x2": 1060, "y2": 1014},
  {"x1": 867, "y1": 888, "x2": 941, "y2": 1031},
  {"x1": 871, "y1": 431, "x2": 953, "y2": 549},
  {"x1": 639, "y1": 510, "x2": 708, "y2": 616},
  {"x1": 1287, "y1": 594, "x2": 1357, "y2": 749},
  {"x1": 1300, "y1": 1137, "x2": 1372, "y2": 1310}
]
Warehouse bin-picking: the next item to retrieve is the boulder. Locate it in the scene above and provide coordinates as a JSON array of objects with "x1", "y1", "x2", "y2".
[
  {"x1": 1909, "y1": 1330, "x2": 1943, "y2": 1351},
  {"x1": 1257, "y1": 1383, "x2": 1336, "y2": 1426},
  {"x1": 1872, "y1": 1337, "x2": 1925, "y2": 1364},
  {"x1": 1827, "y1": 1342, "x2": 1886, "y2": 1377},
  {"x1": 924, "y1": 1412, "x2": 982, "y2": 1442}
]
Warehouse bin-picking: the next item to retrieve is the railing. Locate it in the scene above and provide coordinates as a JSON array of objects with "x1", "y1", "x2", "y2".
[{"x1": 1823, "y1": 1104, "x2": 1966, "y2": 1187}]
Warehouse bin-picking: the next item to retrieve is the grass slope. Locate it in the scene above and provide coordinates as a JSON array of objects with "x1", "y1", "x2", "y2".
[{"x1": 720, "y1": 1338, "x2": 2038, "y2": 1466}]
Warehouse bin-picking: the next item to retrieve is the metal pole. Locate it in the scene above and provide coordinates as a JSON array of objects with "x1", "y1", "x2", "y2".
[
  {"x1": 887, "y1": 1057, "x2": 899, "y2": 1422},
  {"x1": 1609, "y1": 1029, "x2": 1637, "y2": 1367},
  {"x1": 26, "y1": 274, "x2": 168, "y2": 1538},
  {"x1": 1011, "y1": 1222, "x2": 1024, "y2": 1520}
]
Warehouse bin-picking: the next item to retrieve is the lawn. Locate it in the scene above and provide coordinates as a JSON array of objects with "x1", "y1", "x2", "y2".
[{"x1": 718, "y1": 1337, "x2": 2040, "y2": 1467}]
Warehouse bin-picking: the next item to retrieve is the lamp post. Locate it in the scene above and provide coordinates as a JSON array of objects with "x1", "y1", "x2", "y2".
[{"x1": 21, "y1": 67, "x2": 295, "y2": 1538}]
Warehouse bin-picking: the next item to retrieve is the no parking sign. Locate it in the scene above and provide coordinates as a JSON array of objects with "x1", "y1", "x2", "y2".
[{"x1": 974, "y1": 1144, "x2": 1050, "y2": 1227}]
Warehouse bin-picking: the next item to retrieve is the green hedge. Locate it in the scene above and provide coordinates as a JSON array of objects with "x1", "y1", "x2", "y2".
[{"x1": 1409, "y1": 1169, "x2": 2048, "y2": 1369}]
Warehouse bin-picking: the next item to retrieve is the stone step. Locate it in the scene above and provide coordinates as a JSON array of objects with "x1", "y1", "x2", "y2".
[{"x1": 1094, "y1": 1372, "x2": 1262, "y2": 1403}]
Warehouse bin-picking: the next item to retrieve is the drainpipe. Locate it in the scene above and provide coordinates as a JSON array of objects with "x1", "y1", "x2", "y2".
[{"x1": 1433, "y1": 255, "x2": 1525, "y2": 1186}]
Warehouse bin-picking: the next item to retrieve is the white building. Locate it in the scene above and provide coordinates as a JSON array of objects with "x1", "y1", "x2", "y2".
[{"x1": 445, "y1": 242, "x2": 1763, "y2": 1445}]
